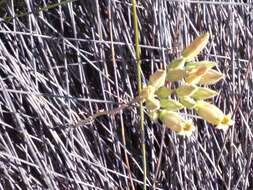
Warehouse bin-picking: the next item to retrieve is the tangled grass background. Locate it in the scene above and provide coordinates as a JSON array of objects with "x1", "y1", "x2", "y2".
[{"x1": 0, "y1": 0, "x2": 253, "y2": 189}]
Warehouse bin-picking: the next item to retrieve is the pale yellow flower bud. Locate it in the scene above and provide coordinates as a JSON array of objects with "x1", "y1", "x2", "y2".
[
  {"x1": 195, "y1": 101, "x2": 234, "y2": 131},
  {"x1": 146, "y1": 97, "x2": 160, "y2": 112},
  {"x1": 176, "y1": 85, "x2": 197, "y2": 97},
  {"x1": 192, "y1": 87, "x2": 218, "y2": 100},
  {"x1": 160, "y1": 98, "x2": 184, "y2": 111},
  {"x1": 159, "y1": 110, "x2": 195, "y2": 136},
  {"x1": 185, "y1": 66, "x2": 209, "y2": 84},
  {"x1": 198, "y1": 69, "x2": 224, "y2": 85},
  {"x1": 141, "y1": 85, "x2": 156, "y2": 100},
  {"x1": 182, "y1": 32, "x2": 209, "y2": 61},
  {"x1": 148, "y1": 69, "x2": 166, "y2": 89}
]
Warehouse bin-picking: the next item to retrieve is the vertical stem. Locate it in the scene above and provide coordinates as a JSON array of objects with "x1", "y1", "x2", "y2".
[{"x1": 132, "y1": 0, "x2": 147, "y2": 190}]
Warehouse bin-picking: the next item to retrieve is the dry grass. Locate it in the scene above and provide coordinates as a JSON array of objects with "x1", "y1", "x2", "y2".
[{"x1": 0, "y1": 0, "x2": 252, "y2": 189}]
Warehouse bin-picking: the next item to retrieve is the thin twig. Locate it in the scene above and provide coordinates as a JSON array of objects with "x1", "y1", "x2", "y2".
[
  {"x1": 74, "y1": 97, "x2": 141, "y2": 128},
  {"x1": 2, "y1": 0, "x2": 78, "y2": 22}
]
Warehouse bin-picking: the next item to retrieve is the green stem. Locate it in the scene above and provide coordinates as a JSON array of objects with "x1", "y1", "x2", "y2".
[
  {"x1": 132, "y1": 0, "x2": 147, "y2": 189},
  {"x1": 3, "y1": 0, "x2": 77, "y2": 22}
]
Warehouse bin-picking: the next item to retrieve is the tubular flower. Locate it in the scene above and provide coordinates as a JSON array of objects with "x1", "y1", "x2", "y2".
[
  {"x1": 159, "y1": 110, "x2": 195, "y2": 136},
  {"x1": 194, "y1": 101, "x2": 234, "y2": 131}
]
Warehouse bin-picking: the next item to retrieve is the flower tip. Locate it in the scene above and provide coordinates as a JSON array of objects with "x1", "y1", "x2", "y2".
[
  {"x1": 215, "y1": 114, "x2": 234, "y2": 132},
  {"x1": 178, "y1": 120, "x2": 195, "y2": 136},
  {"x1": 204, "y1": 32, "x2": 210, "y2": 38},
  {"x1": 222, "y1": 114, "x2": 234, "y2": 126}
]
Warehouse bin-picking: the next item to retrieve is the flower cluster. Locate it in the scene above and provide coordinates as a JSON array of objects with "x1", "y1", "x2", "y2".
[{"x1": 141, "y1": 32, "x2": 234, "y2": 136}]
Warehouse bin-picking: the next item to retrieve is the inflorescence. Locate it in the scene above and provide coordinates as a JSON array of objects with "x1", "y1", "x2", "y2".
[{"x1": 140, "y1": 32, "x2": 234, "y2": 136}]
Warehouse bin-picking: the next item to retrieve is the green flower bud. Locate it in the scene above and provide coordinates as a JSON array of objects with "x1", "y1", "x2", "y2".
[
  {"x1": 156, "y1": 87, "x2": 173, "y2": 99},
  {"x1": 146, "y1": 97, "x2": 160, "y2": 112},
  {"x1": 179, "y1": 96, "x2": 196, "y2": 109},
  {"x1": 148, "y1": 69, "x2": 166, "y2": 90},
  {"x1": 182, "y1": 32, "x2": 209, "y2": 61},
  {"x1": 176, "y1": 85, "x2": 197, "y2": 97},
  {"x1": 192, "y1": 87, "x2": 218, "y2": 100},
  {"x1": 168, "y1": 58, "x2": 185, "y2": 70},
  {"x1": 166, "y1": 69, "x2": 186, "y2": 82},
  {"x1": 160, "y1": 98, "x2": 184, "y2": 111},
  {"x1": 186, "y1": 61, "x2": 217, "y2": 71},
  {"x1": 198, "y1": 69, "x2": 224, "y2": 85}
]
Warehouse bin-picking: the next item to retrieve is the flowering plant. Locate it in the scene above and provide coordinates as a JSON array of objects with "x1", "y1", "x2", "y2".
[{"x1": 141, "y1": 32, "x2": 234, "y2": 136}]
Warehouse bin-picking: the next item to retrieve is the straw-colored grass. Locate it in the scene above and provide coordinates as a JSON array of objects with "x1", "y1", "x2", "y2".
[{"x1": 0, "y1": 0, "x2": 252, "y2": 189}]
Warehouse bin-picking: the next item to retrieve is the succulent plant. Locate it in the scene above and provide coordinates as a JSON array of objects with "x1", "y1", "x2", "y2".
[{"x1": 141, "y1": 32, "x2": 233, "y2": 136}]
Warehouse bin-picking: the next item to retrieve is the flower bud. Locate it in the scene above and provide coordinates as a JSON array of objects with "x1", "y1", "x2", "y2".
[
  {"x1": 176, "y1": 85, "x2": 197, "y2": 97},
  {"x1": 148, "y1": 69, "x2": 166, "y2": 90},
  {"x1": 179, "y1": 96, "x2": 196, "y2": 109},
  {"x1": 182, "y1": 32, "x2": 209, "y2": 61},
  {"x1": 145, "y1": 97, "x2": 160, "y2": 112},
  {"x1": 160, "y1": 98, "x2": 184, "y2": 111},
  {"x1": 192, "y1": 87, "x2": 218, "y2": 100},
  {"x1": 141, "y1": 85, "x2": 156, "y2": 100},
  {"x1": 186, "y1": 61, "x2": 217, "y2": 71},
  {"x1": 198, "y1": 69, "x2": 224, "y2": 85},
  {"x1": 166, "y1": 69, "x2": 186, "y2": 82},
  {"x1": 159, "y1": 110, "x2": 195, "y2": 136},
  {"x1": 185, "y1": 66, "x2": 209, "y2": 84},
  {"x1": 156, "y1": 87, "x2": 173, "y2": 98},
  {"x1": 168, "y1": 58, "x2": 185, "y2": 70},
  {"x1": 194, "y1": 101, "x2": 234, "y2": 131}
]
